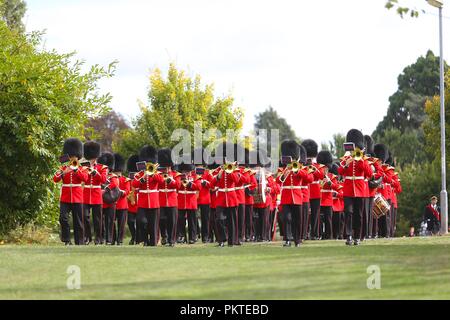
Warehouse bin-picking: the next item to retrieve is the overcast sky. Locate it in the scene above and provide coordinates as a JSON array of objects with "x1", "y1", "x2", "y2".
[{"x1": 25, "y1": 0, "x2": 449, "y2": 145}]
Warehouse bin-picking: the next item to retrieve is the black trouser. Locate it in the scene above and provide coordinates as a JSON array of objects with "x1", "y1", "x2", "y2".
[
  {"x1": 103, "y1": 206, "x2": 116, "y2": 244},
  {"x1": 209, "y1": 208, "x2": 217, "y2": 242},
  {"x1": 344, "y1": 197, "x2": 364, "y2": 239},
  {"x1": 216, "y1": 206, "x2": 237, "y2": 245},
  {"x1": 390, "y1": 207, "x2": 397, "y2": 237},
  {"x1": 332, "y1": 212, "x2": 345, "y2": 239},
  {"x1": 137, "y1": 208, "x2": 159, "y2": 246},
  {"x1": 367, "y1": 197, "x2": 374, "y2": 238},
  {"x1": 277, "y1": 207, "x2": 284, "y2": 237},
  {"x1": 282, "y1": 204, "x2": 303, "y2": 244},
  {"x1": 361, "y1": 197, "x2": 370, "y2": 240},
  {"x1": 160, "y1": 207, "x2": 177, "y2": 245},
  {"x1": 178, "y1": 209, "x2": 197, "y2": 242},
  {"x1": 177, "y1": 210, "x2": 187, "y2": 241},
  {"x1": 127, "y1": 212, "x2": 137, "y2": 243},
  {"x1": 378, "y1": 200, "x2": 392, "y2": 238},
  {"x1": 320, "y1": 206, "x2": 333, "y2": 240},
  {"x1": 254, "y1": 207, "x2": 270, "y2": 241},
  {"x1": 199, "y1": 204, "x2": 211, "y2": 242},
  {"x1": 59, "y1": 202, "x2": 84, "y2": 245},
  {"x1": 84, "y1": 204, "x2": 102, "y2": 244},
  {"x1": 302, "y1": 202, "x2": 309, "y2": 240},
  {"x1": 113, "y1": 209, "x2": 127, "y2": 244},
  {"x1": 237, "y1": 204, "x2": 245, "y2": 243},
  {"x1": 245, "y1": 205, "x2": 254, "y2": 240},
  {"x1": 309, "y1": 198, "x2": 321, "y2": 239}
]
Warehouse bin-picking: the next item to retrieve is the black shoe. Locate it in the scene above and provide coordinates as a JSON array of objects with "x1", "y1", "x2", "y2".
[
  {"x1": 161, "y1": 238, "x2": 167, "y2": 246},
  {"x1": 64, "y1": 241, "x2": 73, "y2": 246},
  {"x1": 244, "y1": 238, "x2": 250, "y2": 242},
  {"x1": 176, "y1": 237, "x2": 184, "y2": 244},
  {"x1": 189, "y1": 240, "x2": 195, "y2": 244},
  {"x1": 217, "y1": 242, "x2": 225, "y2": 247},
  {"x1": 345, "y1": 236, "x2": 353, "y2": 246},
  {"x1": 168, "y1": 243, "x2": 175, "y2": 247},
  {"x1": 354, "y1": 239, "x2": 360, "y2": 246},
  {"x1": 106, "y1": 242, "x2": 113, "y2": 246},
  {"x1": 117, "y1": 242, "x2": 123, "y2": 246},
  {"x1": 235, "y1": 242, "x2": 242, "y2": 246},
  {"x1": 295, "y1": 242, "x2": 301, "y2": 247},
  {"x1": 283, "y1": 241, "x2": 291, "y2": 247}
]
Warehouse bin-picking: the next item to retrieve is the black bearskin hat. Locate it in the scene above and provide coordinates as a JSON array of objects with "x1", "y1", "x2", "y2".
[
  {"x1": 139, "y1": 145, "x2": 157, "y2": 163},
  {"x1": 281, "y1": 140, "x2": 300, "y2": 160},
  {"x1": 301, "y1": 139, "x2": 318, "y2": 158},
  {"x1": 374, "y1": 144, "x2": 388, "y2": 163},
  {"x1": 98, "y1": 152, "x2": 115, "y2": 171},
  {"x1": 317, "y1": 150, "x2": 333, "y2": 166},
  {"x1": 158, "y1": 148, "x2": 173, "y2": 167},
  {"x1": 63, "y1": 138, "x2": 83, "y2": 159},
  {"x1": 126, "y1": 154, "x2": 140, "y2": 173},
  {"x1": 83, "y1": 141, "x2": 101, "y2": 160},
  {"x1": 178, "y1": 163, "x2": 195, "y2": 173},
  {"x1": 346, "y1": 129, "x2": 365, "y2": 149},
  {"x1": 299, "y1": 145, "x2": 307, "y2": 164},
  {"x1": 364, "y1": 135, "x2": 374, "y2": 156},
  {"x1": 113, "y1": 153, "x2": 125, "y2": 172},
  {"x1": 330, "y1": 162, "x2": 339, "y2": 176}
]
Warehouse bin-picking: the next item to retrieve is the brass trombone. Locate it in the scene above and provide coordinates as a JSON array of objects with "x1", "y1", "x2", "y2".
[
  {"x1": 145, "y1": 162, "x2": 159, "y2": 176},
  {"x1": 223, "y1": 162, "x2": 237, "y2": 174}
]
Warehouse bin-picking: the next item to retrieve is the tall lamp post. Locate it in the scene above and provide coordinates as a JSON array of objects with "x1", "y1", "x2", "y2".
[{"x1": 427, "y1": 0, "x2": 448, "y2": 234}]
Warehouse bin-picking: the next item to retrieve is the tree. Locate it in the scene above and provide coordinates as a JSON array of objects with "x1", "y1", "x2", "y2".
[
  {"x1": 385, "y1": 0, "x2": 421, "y2": 18},
  {"x1": 321, "y1": 133, "x2": 346, "y2": 160},
  {"x1": 84, "y1": 110, "x2": 130, "y2": 153},
  {"x1": 115, "y1": 64, "x2": 244, "y2": 158},
  {"x1": 0, "y1": 0, "x2": 27, "y2": 33},
  {"x1": 0, "y1": 23, "x2": 115, "y2": 234},
  {"x1": 254, "y1": 106, "x2": 298, "y2": 151}
]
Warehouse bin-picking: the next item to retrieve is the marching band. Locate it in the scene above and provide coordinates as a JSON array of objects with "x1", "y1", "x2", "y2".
[{"x1": 53, "y1": 128, "x2": 402, "y2": 247}]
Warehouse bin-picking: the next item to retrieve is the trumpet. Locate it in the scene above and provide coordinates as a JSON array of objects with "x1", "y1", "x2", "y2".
[
  {"x1": 223, "y1": 162, "x2": 237, "y2": 174},
  {"x1": 145, "y1": 162, "x2": 159, "y2": 176},
  {"x1": 352, "y1": 148, "x2": 364, "y2": 161}
]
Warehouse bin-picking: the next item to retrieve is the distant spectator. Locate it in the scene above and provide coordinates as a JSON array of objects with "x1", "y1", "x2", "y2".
[{"x1": 423, "y1": 196, "x2": 440, "y2": 236}]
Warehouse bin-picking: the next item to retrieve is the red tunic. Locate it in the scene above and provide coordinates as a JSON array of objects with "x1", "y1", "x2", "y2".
[
  {"x1": 102, "y1": 173, "x2": 119, "y2": 209},
  {"x1": 332, "y1": 184, "x2": 344, "y2": 212},
  {"x1": 82, "y1": 164, "x2": 108, "y2": 205},
  {"x1": 235, "y1": 167, "x2": 249, "y2": 205},
  {"x1": 116, "y1": 175, "x2": 131, "y2": 210},
  {"x1": 309, "y1": 163, "x2": 326, "y2": 200},
  {"x1": 158, "y1": 171, "x2": 181, "y2": 208},
  {"x1": 132, "y1": 171, "x2": 164, "y2": 209},
  {"x1": 320, "y1": 173, "x2": 339, "y2": 207},
  {"x1": 177, "y1": 172, "x2": 201, "y2": 210},
  {"x1": 338, "y1": 159, "x2": 373, "y2": 198},
  {"x1": 211, "y1": 170, "x2": 240, "y2": 208},
  {"x1": 197, "y1": 170, "x2": 212, "y2": 205},
  {"x1": 276, "y1": 168, "x2": 309, "y2": 205},
  {"x1": 301, "y1": 167, "x2": 314, "y2": 203},
  {"x1": 53, "y1": 166, "x2": 88, "y2": 204}
]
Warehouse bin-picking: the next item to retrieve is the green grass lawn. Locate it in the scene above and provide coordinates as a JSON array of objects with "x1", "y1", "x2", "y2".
[{"x1": 0, "y1": 236, "x2": 449, "y2": 300}]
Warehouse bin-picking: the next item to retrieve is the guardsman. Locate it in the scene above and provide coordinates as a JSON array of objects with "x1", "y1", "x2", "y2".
[
  {"x1": 298, "y1": 145, "x2": 313, "y2": 241},
  {"x1": 338, "y1": 129, "x2": 373, "y2": 246},
  {"x1": 386, "y1": 151, "x2": 401, "y2": 237},
  {"x1": 158, "y1": 148, "x2": 180, "y2": 246},
  {"x1": 126, "y1": 154, "x2": 140, "y2": 245},
  {"x1": 211, "y1": 142, "x2": 242, "y2": 247},
  {"x1": 277, "y1": 140, "x2": 310, "y2": 247},
  {"x1": 193, "y1": 148, "x2": 213, "y2": 243},
  {"x1": 252, "y1": 150, "x2": 272, "y2": 242},
  {"x1": 331, "y1": 164, "x2": 345, "y2": 239},
  {"x1": 374, "y1": 144, "x2": 393, "y2": 238},
  {"x1": 424, "y1": 196, "x2": 441, "y2": 235},
  {"x1": 364, "y1": 135, "x2": 383, "y2": 239},
  {"x1": 82, "y1": 140, "x2": 108, "y2": 245},
  {"x1": 113, "y1": 153, "x2": 130, "y2": 245},
  {"x1": 301, "y1": 139, "x2": 326, "y2": 240},
  {"x1": 234, "y1": 146, "x2": 250, "y2": 245},
  {"x1": 176, "y1": 162, "x2": 201, "y2": 244},
  {"x1": 391, "y1": 170, "x2": 402, "y2": 237},
  {"x1": 208, "y1": 161, "x2": 221, "y2": 243},
  {"x1": 132, "y1": 145, "x2": 164, "y2": 247},
  {"x1": 244, "y1": 152, "x2": 257, "y2": 242},
  {"x1": 54, "y1": 138, "x2": 88, "y2": 245},
  {"x1": 317, "y1": 151, "x2": 338, "y2": 240},
  {"x1": 98, "y1": 152, "x2": 119, "y2": 245}
]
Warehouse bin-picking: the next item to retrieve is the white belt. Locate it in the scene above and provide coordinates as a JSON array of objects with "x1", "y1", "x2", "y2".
[
  {"x1": 84, "y1": 185, "x2": 101, "y2": 189},
  {"x1": 178, "y1": 191, "x2": 198, "y2": 195},
  {"x1": 139, "y1": 190, "x2": 159, "y2": 194},
  {"x1": 299, "y1": 186, "x2": 308, "y2": 189},
  {"x1": 159, "y1": 189, "x2": 177, "y2": 193},
  {"x1": 281, "y1": 186, "x2": 303, "y2": 190},
  {"x1": 234, "y1": 186, "x2": 245, "y2": 191},
  {"x1": 311, "y1": 181, "x2": 320, "y2": 184},
  {"x1": 345, "y1": 176, "x2": 365, "y2": 180},
  {"x1": 321, "y1": 190, "x2": 334, "y2": 193},
  {"x1": 62, "y1": 184, "x2": 82, "y2": 187},
  {"x1": 218, "y1": 188, "x2": 236, "y2": 192}
]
